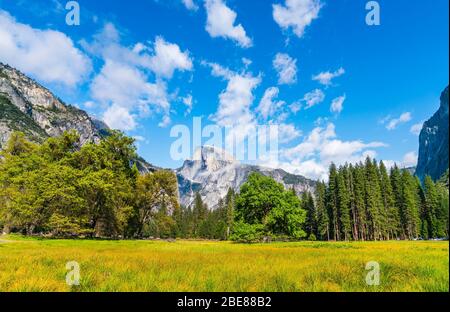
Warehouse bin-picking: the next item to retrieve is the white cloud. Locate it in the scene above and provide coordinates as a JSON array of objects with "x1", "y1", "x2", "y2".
[
  {"x1": 92, "y1": 60, "x2": 171, "y2": 130},
  {"x1": 289, "y1": 101, "x2": 302, "y2": 113},
  {"x1": 182, "y1": 0, "x2": 199, "y2": 11},
  {"x1": 386, "y1": 112, "x2": 412, "y2": 130},
  {"x1": 83, "y1": 101, "x2": 96, "y2": 109},
  {"x1": 281, "y1": 123, "x2": 387, "y2": 180},
  {"x1": 303, "y1": 89, "x2": 325, "y2": 109},
  {"x1": 410, "y1": 122, "x2": 423, "y2": 136},
  {"x1": 273, "y1": 0, "x2": 322, "y2": 38},
  {"x1": 402, "y1": 151, "x2": 418, "y2": 168},
  {"x1": 210, "y1": 68, "x2": 261, "y2": 128},
  {"x1": 257, "y1": 87, "x2": 285, "y2": 120},
  {"x1": 205, "y1": 0, "x2": 252, "y2": 48},
  {"x1": 273, "y1": 53, "x2": 298, "y2": 85},
  {"x1": 103, "y1": 104, "x2": 137, "y2": 131},
  {"x1": 330, "y1": 95, "x2": 346, "y2": 114},
  {"x1": 277, "y1": 123, "x2": 302, "y2": 144},
  {"x1": 205, "y1": 61, "x2": 263, "y2": 149},
  {"x1": 82, "y1": 23, "x2": 193, "y2": 130},
  {"x1": 182, "y1": 94, "x2": 194, "y2": 115},
  {"x1": 148, "y1": 36, "x2": 193, "y2": 79},
  {"x1": 0, "y1": 10, "x2": 91, "y2": 86},
  {"x1": 312, "y1": 67, "x2": 345, "y2": 86}
]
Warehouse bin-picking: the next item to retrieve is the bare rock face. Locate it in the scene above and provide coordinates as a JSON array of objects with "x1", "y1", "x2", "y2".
[
  {"x1": 176, "y1": 146, "x2": 317, "y2": 209},
  {"x1": 0, "y1": 63, "x2": 102, "y2": 148},
  {"x1": 416, "y1": 86, "x2": 449, "y2": 181}
]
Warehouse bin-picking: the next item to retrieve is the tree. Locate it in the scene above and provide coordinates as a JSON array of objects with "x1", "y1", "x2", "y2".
[
  {"x1": 379, "y1": 161, "x2": 399, "y2": 239},
  {"x1": 234, "y1": 173, "x2": 306, "y2": 240},
  {"x1": 303, "y1": 191, "x2": 317, "y2": 239},
  {"x1": 399, "y1": 171, "x2": 421, "y2": 239},
  {"x1": 315, "y1": 182, "x2": 329, "y2": 241},
  {"x1": 364, "y1": 157, "x2": 383, "y2": 240},
  {"x1": 423, "y1": 176, "x2": 439, "y2": 238},
  {"x1": 337, "y1": 166, "x2": 351, "y2": 241},
  {"x1": 327, "y1": 163, "x2": 339, "y2": 240},
  {"x1": 135, "y1": 171, "x2": 179, "y2": 237}
]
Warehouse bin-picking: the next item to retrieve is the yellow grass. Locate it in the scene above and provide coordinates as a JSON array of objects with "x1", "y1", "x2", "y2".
[{"x1": 0, "y1": 235, "x2": 448, "y2": 292}]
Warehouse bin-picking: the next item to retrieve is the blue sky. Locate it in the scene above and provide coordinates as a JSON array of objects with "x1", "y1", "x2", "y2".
[{"x1": 0, "y1": 0, "x2": 448, "y2": 180}]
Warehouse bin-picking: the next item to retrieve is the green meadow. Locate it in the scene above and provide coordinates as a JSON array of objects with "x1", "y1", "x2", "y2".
[{"x1": 0, "y1": 235, "x2": 448, "y2": 292}]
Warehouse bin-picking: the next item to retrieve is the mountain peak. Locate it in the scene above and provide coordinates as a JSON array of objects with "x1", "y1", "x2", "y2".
[{"x1": 192, "y1": 145, "x2": 236, "y2": 164}]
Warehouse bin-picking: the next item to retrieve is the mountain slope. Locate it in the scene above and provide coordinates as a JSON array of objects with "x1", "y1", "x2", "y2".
[
  {"x1": 0, "y1": 63, "x2": 102, "y2": 148},
  {"x1": 177, "y1": 146, "x2": 317, "y2": 208},
  {"x1": 416, "y1": 86, "x2": 449, "y2": 181}
]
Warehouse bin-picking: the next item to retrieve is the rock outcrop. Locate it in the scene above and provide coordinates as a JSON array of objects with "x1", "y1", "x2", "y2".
[
  {"x1": 416, "y1": 86, "x2": 449, "y2": 181},
  {"x1": 176, "y1": 146, "x2": 316, "y2": 208},
  {"x1": 0, "y1": 63, "x2": 102, "y2": 148}
]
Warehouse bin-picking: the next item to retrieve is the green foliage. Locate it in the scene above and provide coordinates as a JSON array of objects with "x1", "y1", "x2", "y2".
[
  {"x1": 230, "y1": 220, "x2": 265, "y2": 243},
  {"x1": 234, "y1": 173, "x2": 306, "y2": 241},
  {"x1": 314, "y1": 159, "x2": 448, "y2": 242},
  {"x1": 0, "y1": 131, "x2": 178, "y2": 239}
]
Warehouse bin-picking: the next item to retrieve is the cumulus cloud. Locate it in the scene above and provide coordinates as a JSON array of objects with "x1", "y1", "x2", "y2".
[
  {"x1": 82, "y1": 23, "x2": 193, "y2": 130},
  {"x1": 205, "y1": 0, "x2": 252, "y2": 48},
  {"x1": 148, "y1": 36, "x2": 193, "y2": 79},
  {"x1": 91, "y1": 60, "x2": 171, "y2": 130},
  {"x1": 277, "y1": 123, "x2": 302, "y2": 144},
  {"x1": 303, "y1": 89, "x2": 325, "y2": 109},
  {"x1": 330, "y1": 95, "x2": 346, "y2": 114},
  {"x1": 410, "y1": 122, "x2": 423, "y2": 136},
  {"x1": 273, "y1": 0, "x2": 322, "y2": 38},
  {"x1": 402, "y1": 151, "x2": 418, "y2": 168},
  {"x1": 182, "y1": 0, "x2": 199, "y2": 11},
  {"x1": 257, "y1": 87, "x2": 285, "y2": 120},
  {"x1": 206, "y1": 63, "x2": 260, "y2": 129},
  {"x1": 385, "y1": 112, "x2": 412, "y2": 130},
  {"x1": 312, "y1": 67, "x2": 345, "y2": 86},
  {"x1": 0, "y1": 10, "x2": 91, "y2": 87},
  {"x1": 273, "y1": 53, "x2": 298, "y2": 85},
  {"x1": 280, "y1": 123, "x2": 387, "y2": 180}
]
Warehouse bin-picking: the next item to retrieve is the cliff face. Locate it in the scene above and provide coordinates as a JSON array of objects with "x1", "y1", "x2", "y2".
[
  {"x1": 176, "y1": 146, "x2": 316, "y2": 209},
  {"x1": 416, "y1": 86, "x2": 449, "y2": 181},
  {"x1": 0, "y1": 63, "x2": 102, "y2": 148}
]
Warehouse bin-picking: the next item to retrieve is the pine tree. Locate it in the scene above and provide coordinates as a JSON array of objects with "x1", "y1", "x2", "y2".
[
  {"x1": 364, "y1": 157, "x2": 384, "y2": 240},
  {"x1": 327, "y1": 163, "x2": 339, "y2": 240},
  {"x1": 315, "y1": 182, "x2": 329, "y2": 240},
  {"x1": 379, "y1": 161, "x2": 399, "y2": 239},
  {"x1": 400, "y1": 171, "x2": 421, "y2": 239},
  {"x1": 337, "y1": 166, "x2": 351, "y2": 241},
  {"x1": 303, "y1": 191, "x2": 317, "y2": 239},
  {"x1": 423, "y1": 176, "x2": 439, "y2": 238},
  {"x1": 352, "y1": 164, "x2": 368, "y2": 241}
]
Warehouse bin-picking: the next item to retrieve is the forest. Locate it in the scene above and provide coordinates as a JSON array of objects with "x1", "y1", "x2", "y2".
[{"x1": 0, "y1": 131, "x2": 448, "y2": 242}]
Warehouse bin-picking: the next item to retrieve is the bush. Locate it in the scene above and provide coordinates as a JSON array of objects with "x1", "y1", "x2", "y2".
[
  {"x1": 230, "y1": 221, "x2": 265, "y2": 243},
  {"x1": 308, "y1": 233, "x2": 317, "y2": 241}
]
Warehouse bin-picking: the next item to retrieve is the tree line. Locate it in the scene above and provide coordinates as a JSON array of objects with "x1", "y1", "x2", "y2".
[
  {"x1": 308, "y1": 159, "x2": 449, "y2": 241},
  {"x1": 0, "y1": 131, "x2": 448, "y2": 242}
]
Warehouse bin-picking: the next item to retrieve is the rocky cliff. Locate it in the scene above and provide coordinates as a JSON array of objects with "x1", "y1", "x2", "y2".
[
  {"x1": 416, "y1": 86, "x2": 449, "y2": 181},
  {"x1": 0, "y1": 63, "x2": 102, "y2": 148},
  {"x1": 176, "y1": 146, "x2": 316, "y2": 208}
]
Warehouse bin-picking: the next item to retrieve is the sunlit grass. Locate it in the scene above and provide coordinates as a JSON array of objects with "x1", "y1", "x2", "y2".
[{"x1": 0, "y1": 235, "x2": 448, "y2": 292}]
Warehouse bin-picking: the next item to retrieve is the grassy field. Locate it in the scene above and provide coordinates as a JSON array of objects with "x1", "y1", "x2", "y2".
[{"x1": 0, "y1": 235, "x2": 448, "y2": 292}]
